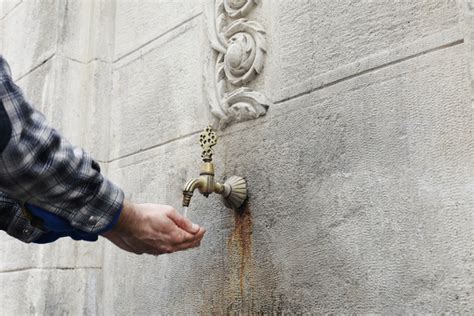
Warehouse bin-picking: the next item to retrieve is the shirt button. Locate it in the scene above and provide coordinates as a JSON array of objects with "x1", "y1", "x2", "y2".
[
  {"x1": 88, "y1": 216, "x2": 97, "y2": 223},
  {"x1": 22, "y1": 228, "x2": 30, "y2": 235}
]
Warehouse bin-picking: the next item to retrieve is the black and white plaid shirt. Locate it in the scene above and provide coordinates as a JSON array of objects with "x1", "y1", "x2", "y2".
[{"x1": 0, "y1": 55, "x2": 124, "y2": 243}]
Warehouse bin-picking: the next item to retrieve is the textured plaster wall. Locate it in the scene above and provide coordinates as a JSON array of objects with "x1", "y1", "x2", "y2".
[{"x1": 0, "y1": 0, "x2": 473, "y2": 314}]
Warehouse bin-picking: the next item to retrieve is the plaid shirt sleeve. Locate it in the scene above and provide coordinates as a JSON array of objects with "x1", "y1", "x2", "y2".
[
  {"x1": 0, "y1": 55, "x2": 124, "y2": 242},
  {"x1": 0, "y1": 191, "x2": 44, "y2": 243}
]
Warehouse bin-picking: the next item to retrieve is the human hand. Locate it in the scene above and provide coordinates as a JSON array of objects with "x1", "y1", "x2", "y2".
[{"x1": 101, "y1": 200, "x2": 206, "y2": 255}]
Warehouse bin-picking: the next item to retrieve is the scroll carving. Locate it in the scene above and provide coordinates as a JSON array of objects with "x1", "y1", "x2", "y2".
[
  {"x1": 206, "y1": 0, "x2": 272, "y2": 129},
  {"x1": 223, "y1": 0, "x2": 257, "y2": 18}
]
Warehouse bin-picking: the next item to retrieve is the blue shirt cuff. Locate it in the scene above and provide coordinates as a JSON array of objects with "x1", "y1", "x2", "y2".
[{"x1": 27, "y1": 203, "x2": 122, "y2": 244}]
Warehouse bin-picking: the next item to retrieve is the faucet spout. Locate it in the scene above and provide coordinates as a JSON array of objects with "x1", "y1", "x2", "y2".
[
  {"x1": 182, "y1": 177, "x2": 203, "y2": 207},
  {"x1": 181, "y1": 125, "x2": 247, "y2": 210}
]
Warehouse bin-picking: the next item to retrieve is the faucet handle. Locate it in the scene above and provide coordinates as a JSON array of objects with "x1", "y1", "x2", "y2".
[{"x1": 199, "y1": 125, "x2": 218, "y2": 162}]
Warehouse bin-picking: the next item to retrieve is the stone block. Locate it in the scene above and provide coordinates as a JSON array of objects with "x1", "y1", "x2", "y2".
[
  {"x1": 0, "y1": 235, "x2": 103, "y2": 272},
  {"x1": 114, "y1": 0, "x2": 203, "y2": 60},
  {"x1": 17, "y1": 56, "x2": 113, "y2": 161},
  {"x1": 57, "y1": 1, "x2": 115, "y2": 63},
  {"x1": 2, "y1": 1, "x2": 63, "y2": 79},
  {"x1": 0, "y1": 268, "x2": 102, "y2": 315},
  {"x1": 109, "y1": 16, "x2": 210, "y2": 160},
  {"x1": 263, "y1": 0, "x2": 461, "y2": 102},
  {"x1": 81, "y1": 60, "x2": 115, "y2": 161},
  {"x1": 0, "y1": 0, "x2": 21, "y2": 19}
]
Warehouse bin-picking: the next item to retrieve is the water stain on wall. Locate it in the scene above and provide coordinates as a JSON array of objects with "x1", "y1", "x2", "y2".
[{"x1": 226, "y1": 199, "x2": 254, "y2": 307}]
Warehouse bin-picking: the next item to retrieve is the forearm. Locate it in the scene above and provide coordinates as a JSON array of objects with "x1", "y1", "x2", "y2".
[{"x1": 0, "y1": 56, "x2": 123, "y2": 233}]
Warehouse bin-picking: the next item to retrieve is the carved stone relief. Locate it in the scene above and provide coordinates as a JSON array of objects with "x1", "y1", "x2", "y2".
[{"x1": 206, "y1": 0, "x2": 272, "y2": 129}]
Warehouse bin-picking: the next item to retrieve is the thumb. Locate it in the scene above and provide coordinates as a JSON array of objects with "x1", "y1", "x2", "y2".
[{"x1": 167, "y1": 208, "x2": 200, "y2": 234}]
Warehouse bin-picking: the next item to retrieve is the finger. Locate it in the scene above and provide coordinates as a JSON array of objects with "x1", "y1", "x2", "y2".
[
  {"x1": 171, "y1": 228, "x2": 199, "y2": 245},
  {"x1": 150, "y1": 246, "x2": 173, "y2": 256},
  {"x1": 149, "y1": 229, "x2": 206, "y2": 255},
  {"x1": 172, "y1": 227, "x2": 206, "y2": 250},
  {"x1": 173, "y1": 236, "x2": 203, "y2": 252},
  {"x1": 186, "y1": 232, "x2": 205, "y2": 248},
  {"x1": 194, "y1": 227, "x2": 206, "y2": 241},
  {"x1": 135, "y1": 240, "x2": 170, "y2": 256},
  {"x1": 166, "y1": 208, "x2": 200, "y2": 234}
]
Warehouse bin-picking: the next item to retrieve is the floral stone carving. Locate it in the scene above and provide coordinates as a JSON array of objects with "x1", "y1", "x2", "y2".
[
  {"x1": 223, "y1": 0, "x2": 258, "y2": 18},
  {"x1": 206, "y1": 0, "x2": 272, "y2": 129}
]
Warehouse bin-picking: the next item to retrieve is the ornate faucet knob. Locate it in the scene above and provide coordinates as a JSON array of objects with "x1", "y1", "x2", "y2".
[{"x1": 199, "y1": 125, "x2": 218, "y2": 162}]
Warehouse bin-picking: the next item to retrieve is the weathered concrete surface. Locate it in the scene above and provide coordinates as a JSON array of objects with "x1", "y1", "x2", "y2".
[
  {"x1": 0, "y1": 0, "x2": 22, "y2": 19},
  {"x1": 58, "y1": 1, "x2": 115, "y2": 64},
  {"x1": 103, "y1": 39, "x2": 474, "y2": 314},
  {"x1": 1, "y1": 1, "x2": 62, "y2": 79},
  {"x1": 1, "y1": 0, "x2": 474, "y2": 314},
  {"x1": 114, "y1": 0, "x2": 203, "y2": 60},
  {"x1": 0, "y1": 268, "x2": 102, "y2": 315},
  {"x1": 0, "y1": 1, "x2": 112, "y2": 314},
  {"x1": 109, "y1": 15, "x2": 210, "y2": 160},
  {"x1": 467, "y1": 0, "x2": 474, "y2": 105},
  {"x1": 15, "y1": 56, "x2": 113, "y2": 161},
  {"x1": 0, "y1": 234, "x2": 102, "y2": 272},
  {"x1": 263, "y1": 0, "x2": 462, "y2": 102},
  {"x1": 219, "y1": 43, "x2": 474, "y2": 314}
]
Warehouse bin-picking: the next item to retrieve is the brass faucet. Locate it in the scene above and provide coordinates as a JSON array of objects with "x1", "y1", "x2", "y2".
[{"x1": 182, "y1": 126, "x2": 247, "y2": 209}]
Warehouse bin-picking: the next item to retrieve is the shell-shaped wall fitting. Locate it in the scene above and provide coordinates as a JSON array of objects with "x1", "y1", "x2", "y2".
[{"x1": 223, "y1": 175, "x2": 247, "y2": 209}]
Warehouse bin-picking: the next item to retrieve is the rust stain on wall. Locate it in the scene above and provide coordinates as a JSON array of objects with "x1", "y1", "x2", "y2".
[{"x1": 227, "y1": 200, "x2": 253, "y2": 296}]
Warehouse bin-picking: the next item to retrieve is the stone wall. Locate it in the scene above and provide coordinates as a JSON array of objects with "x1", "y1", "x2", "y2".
[
  {"x1": 0, "y1": 0, "x2": 473, "y2": 314},
  {"x1": 0, "y1": 1, "x2": 114, "y2": 314}
]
